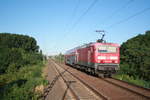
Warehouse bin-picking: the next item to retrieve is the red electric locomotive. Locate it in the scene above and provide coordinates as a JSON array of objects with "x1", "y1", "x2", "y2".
[{"x1": 65, "y1": 34, "x2": 120, "y2": 77}]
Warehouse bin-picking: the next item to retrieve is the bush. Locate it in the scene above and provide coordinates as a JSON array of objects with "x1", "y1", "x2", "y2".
[
  {"x1": 22, "y1": 52, "x2": 43, "y2": 65},
  {"x1": 0, "y1": 63, "x2": 48, "y2": 100}
]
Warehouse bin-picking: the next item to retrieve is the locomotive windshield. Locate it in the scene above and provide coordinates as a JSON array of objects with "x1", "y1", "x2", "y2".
[{"x1": 98, "y1": 45, "x2": 117, "y2": 53}]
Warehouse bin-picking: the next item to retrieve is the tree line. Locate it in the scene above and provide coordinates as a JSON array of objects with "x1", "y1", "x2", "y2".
[
  {"x1": 0, "y1": 33, "x2": 43, "y2": 74},
  {"x1": 0, "y1": 33, "x2": 46, "y2": 99},
  {"x1": 120, "y1": 31, "x2": 150, "y2": 81}
]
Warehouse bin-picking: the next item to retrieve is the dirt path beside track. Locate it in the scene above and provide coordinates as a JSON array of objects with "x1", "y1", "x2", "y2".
[{"x1": 43, "y1": 60, "x2": 74, "y2": 100}]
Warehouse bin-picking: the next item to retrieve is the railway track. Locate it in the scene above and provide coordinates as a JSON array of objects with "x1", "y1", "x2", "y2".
[
  {"x1": 101, "y1": 78, "x2": 150, "y2": 99},
  {"x1": 41, "y1": 62, "x2": 74, "y2": 100},
  {"x1": 103, "y1": 78, "x2": 150, "y2": 98},
  {"x1": 55, "y1": 61, "x2": 150, "y2": 100},
  {"x1": 112, "y1": 78, "x2": 150, "y2": 90},
  {"x1": 51, "y1": 60, "x2": 106, "y2": 100},
  {"x1": 53, "y1": 61, "x2": 80, "y2": 100}
]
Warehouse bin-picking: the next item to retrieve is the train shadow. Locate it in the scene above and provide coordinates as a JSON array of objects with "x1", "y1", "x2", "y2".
[
  {"x1": 61, "y1": 80, "x2": 76, "y2": 100},
  {"x1": 41, "y1": 68, "x2": 69, "y2": 99}
]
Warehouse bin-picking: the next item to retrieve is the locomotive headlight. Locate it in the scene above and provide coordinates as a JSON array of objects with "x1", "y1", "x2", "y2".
[
  {"x1": 98, "y1": 56, "x2": 106, "y2": 60},
  {"x1": 110, "y1": 56, "x2": 118, "y2": 60},
  {"x1": 114, "y1": 61, "x2": 118, "y2": 63}
]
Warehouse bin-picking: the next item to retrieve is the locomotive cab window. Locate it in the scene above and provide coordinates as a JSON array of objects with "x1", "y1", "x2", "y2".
[{"x1": 98, "y1": 46, "x2": 117, "y2": 53}]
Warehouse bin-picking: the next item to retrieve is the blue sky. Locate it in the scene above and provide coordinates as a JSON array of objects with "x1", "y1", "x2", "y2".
[{"x1": 0, "y1": 0, "x2": 150, "y2": 55}]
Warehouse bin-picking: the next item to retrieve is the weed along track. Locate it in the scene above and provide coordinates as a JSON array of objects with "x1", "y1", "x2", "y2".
[{"x1": 54, "y1": 61, "x2": 150, "y2": 100}]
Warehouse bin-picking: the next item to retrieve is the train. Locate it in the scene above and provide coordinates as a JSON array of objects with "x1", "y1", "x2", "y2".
[{"x1": 64, "y1": 37, "x2": 120, "y2": 77}]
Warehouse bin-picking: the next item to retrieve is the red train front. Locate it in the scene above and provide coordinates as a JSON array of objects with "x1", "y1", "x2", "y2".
[{"x1": 65, "y1": 42, "x2": 120, "y2": 77}]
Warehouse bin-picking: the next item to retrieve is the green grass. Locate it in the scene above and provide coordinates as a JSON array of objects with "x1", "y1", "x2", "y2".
[
  {"x1": 113, "y1": 74, "x2": 150, "y2": 88},
  {"x1": 0, "y1": 62, "x2": 48, "y2": 100}
]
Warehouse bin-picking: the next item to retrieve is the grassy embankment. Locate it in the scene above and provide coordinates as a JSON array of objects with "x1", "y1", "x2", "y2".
[
  {"x1": 0, "y1": 61, "x2": 48, "y2": 100},
  {"x1": 0, "y1": 33, "x2": 48, "y2": 100}
]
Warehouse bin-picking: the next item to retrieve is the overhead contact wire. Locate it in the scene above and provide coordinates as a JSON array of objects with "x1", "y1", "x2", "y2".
[
  {"x1": 97, "y1": 0, "x2": 134, "y2": 28},
  {"x1": 52, "y1": 0, "x2": 81, "y2": 51},
  {"x1": 63, "y1": 0, "x2": 99, "y2": 43},
  {"x1": 106, "y1": 0, "x2": 134, "y2": 21},
  {"x1": 107, "y1": 7, "x2": 150, "y2": 29},
  {"x1": 64, "y1": 0, "x2": 81, "y2": 32},
  {"x1": 71, "y1": 0, "x2": 99, "y2": 30}
]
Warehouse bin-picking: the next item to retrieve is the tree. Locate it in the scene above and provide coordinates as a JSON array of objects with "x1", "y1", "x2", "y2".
[
  {"x1": 0, "y1": 33, "x2": 43, "y2": 74},
  {"x1": 120, "y1": 31, "x2": 150, "y2": 80}
]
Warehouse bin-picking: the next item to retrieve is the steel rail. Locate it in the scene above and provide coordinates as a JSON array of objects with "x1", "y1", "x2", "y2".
[
  {"x1": 112, "y1": 78, "x2": 150, "y2": 91},
  {"x1": 53, "y1": 61, "x2": 108, "y2": 100},
  {"x1": 109, "y1": 78, "x2": 150, "y2": 97},
  {"x1": 101, "y1": 78, "x2": 150, "y2": 100},
  {"x1": 52, "y1": 60, "x2": 80, "y2": 100}
]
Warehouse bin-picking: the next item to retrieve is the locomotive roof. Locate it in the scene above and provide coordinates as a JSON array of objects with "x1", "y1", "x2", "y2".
[
  {"x1": 76, "y1": 42, "x2": 119, "y2": 48},
  {"x1": 65, "y1": 42, "x2": 119, "y2": 54}
]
